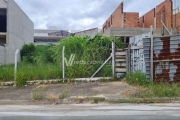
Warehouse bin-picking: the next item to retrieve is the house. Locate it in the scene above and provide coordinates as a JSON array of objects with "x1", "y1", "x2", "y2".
[
  {"x1": 73, "y1": 28, "x2": 99, "y2": 37},
  {"x1": 0, "y1": 0, "x2": 34, "y2": 65},
  {"x1": 34, "y1": 29, "x2": 70, "y2": 45}
]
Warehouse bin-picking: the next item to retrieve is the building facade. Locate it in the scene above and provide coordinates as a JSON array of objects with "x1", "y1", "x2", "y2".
[
  {"x1": 34, "y1": 29, "x2": 70, "y2": 45},
  {"x1": 102, "y1": 0, "x2": 174, "y2": 33},
  {"x1": 0, "y1": 0, "x2": 34, "y2": 65}
]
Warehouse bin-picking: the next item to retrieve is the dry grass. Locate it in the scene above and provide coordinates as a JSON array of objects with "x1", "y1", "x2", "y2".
[
  {"x1": 47, "y1": 93, "x2": 59, "y2": 102},
  {"x1": 59, "y1": 89, "x2": 70, "y2": 99},
  {"x1": 32, "y1": 85, "x2": 46, "y2": 100}
]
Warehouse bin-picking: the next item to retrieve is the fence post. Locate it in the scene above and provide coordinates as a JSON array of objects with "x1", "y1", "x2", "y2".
[
  {"x1": 14, "y1": 49, "x2": 19, "y2": 82},
  {"x1": 112, "y1": 42, "x2": 115, "y2": 78},
  {"x1": 128, "y1": 45, "x2": 131, "y2": 73},
  {"x1": 150, "y1": 25, "x2": 154, "y2": 81},
  {"x1": 62, "y1": 46, "x2": 65, "y2": 82},
  {"x1": 126, "y1": 45, "x2": 130, "y2": 74}
]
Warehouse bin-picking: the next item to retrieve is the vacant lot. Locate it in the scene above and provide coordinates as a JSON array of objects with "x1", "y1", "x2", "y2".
[{"x1": 0, "y1": 81, "x2": 137, "y2": 101}]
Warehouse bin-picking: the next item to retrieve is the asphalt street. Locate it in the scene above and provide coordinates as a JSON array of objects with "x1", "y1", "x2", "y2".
[{"x1": 0, "y1": 103, "x2": 180, "y2": 120}]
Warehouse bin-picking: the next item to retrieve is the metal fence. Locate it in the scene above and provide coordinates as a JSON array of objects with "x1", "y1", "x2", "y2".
[
  {"x1": 144, "y1": 35, "x2": 180, "y2": 82},
  {"x1": 130, "y1": 33, "x2": 180, "y2": 82},
  {"x1": 129, "y1": 32, "x2": 150, "y2": 73}
]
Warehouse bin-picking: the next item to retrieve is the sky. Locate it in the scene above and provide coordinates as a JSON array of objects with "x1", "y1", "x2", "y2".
[{"x1": 14, "y1": 0, "x2": 179, "y2": 30}]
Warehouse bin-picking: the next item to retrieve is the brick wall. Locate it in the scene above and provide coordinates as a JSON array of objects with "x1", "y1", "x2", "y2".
[
  {"x1": 102, "y1": 0, "x2": 173, "y2": 32},
  {"x1": 156, "y1": 0, "x2": 172, "y2": 28},
  {"x1": 102, "y1": 2, "x2": 123, "y2": 32},
  {"x1": 144, "y1": 8, "x2": 155, "y2": 28},
  {"x1": 124, "y1": 12, "x2": 139, "y2": 28},
  {"x1": 139, "y1": 16, "x2": 144, "y2": 28},
  {"x1": 173, "y1": 12, "x2": 180, "y2": 33}
]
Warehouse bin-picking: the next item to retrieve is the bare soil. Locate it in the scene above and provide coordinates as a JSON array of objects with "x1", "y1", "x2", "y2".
[{"x1": 0, "y1": 81, "x2": 138, "y2": 101}]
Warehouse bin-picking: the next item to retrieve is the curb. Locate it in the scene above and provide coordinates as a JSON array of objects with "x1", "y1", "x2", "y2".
[
  {"x1": 107, "y1": 97, "x2": 180, "y2": 103},
  {"x1": 1, "y1": 97, "x2": 180, "y2": 105},
  {"x1": 0, "y1": 100, "x2": 31, "y2": 105}
]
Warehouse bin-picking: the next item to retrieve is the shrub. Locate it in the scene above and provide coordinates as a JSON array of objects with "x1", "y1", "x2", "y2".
[
  {"x1": 32, "y1": 89, "x2": 46, "y2": 100},
  {"x1": 20, "y1": 43, "x2": 36, "y2": 62},
  {"x1": 59, "y1": 89, "x2": 70, "y2": 99},
  {"x1": 0, "y1": 35, "x2": 125, "y2": 84}
]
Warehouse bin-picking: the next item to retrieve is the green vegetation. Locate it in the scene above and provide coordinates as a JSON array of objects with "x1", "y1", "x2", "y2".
[
  {"x1": 59, "y1": 89, "x2": 70, "y2": 99},
  {"x1": 93, "y1": 97, "x2": 105, "y2": 104},
  {"x1": 32, "y1": 88, "x2": 46, "y2": 100},
  {"x1": 126, "y1": 72, "x2": 180, "y2": 98},
  {"x1": 0, "y1": 35, "x2": 125, "y2": 87}
]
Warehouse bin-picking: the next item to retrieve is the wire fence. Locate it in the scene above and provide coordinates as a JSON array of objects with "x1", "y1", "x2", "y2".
[{"x1": 0, "y1": 50, "x2": 113, "y2": 82}]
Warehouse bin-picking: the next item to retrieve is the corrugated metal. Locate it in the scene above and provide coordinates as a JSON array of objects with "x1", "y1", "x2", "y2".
[
  {"x1": 143, "y1": 38, "x2": 151, "y2": 79},
  {"x1": 143, "y1": 35, "x2": 180, "y2": 82},
  {"x1": 153, "y1": 36, "x2": 180, "y2": 82},
  {"x1": 130, "y1": 33, "x2": 150, "y2": 73}
]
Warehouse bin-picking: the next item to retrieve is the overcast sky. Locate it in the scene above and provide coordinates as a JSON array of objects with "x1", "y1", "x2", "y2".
[{"x1": 14, "y1": 0, "x2": 179, "y2": 30}]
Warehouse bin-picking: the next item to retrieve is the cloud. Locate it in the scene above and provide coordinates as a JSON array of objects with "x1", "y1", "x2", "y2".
[{"x1": 14, "y1": 0, "x2": 178, "y2": 30}]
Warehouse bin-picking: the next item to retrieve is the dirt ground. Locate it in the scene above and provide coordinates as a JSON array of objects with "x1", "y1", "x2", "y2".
[{"x1": 0, "y1": 81, "x2": 138, "y2": 101}]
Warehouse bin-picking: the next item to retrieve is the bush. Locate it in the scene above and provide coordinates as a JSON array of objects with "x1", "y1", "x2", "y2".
[
  {"x1": 0, "y1": 35, "x2": 125, "y2": 84},
  {"x1": 20, "y1": 43, "x2": 36, "y2": 63}
]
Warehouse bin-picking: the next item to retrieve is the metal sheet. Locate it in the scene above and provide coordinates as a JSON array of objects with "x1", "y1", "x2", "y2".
[
  {"x1": 153, "y1": 36, "x2": 180, "y2": 82},
  {"x1": 130, "y1": 33, "x2": 150, "y2": 73},
  {"x1": 143, "y1": 38, "x2": 151, "y2": 79},
  {"x1": 143, "y1": 35, "x2": 180, "y2": 82}
]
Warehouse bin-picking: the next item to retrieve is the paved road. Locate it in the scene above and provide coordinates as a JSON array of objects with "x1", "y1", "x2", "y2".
[{"x1": 0, "y1": 103, "x2": 180, "y2": 120}]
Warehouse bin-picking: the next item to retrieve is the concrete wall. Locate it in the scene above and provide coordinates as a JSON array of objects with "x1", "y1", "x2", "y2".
[
  {"x1": 103, "y1": 28, "x2": 163, "y2": 37},
  {"x1": 0, "y1": 0, "x2": 7, "y2": 8},
  {"x1": 0, "y1": 46, "x2": 5, "y2": 65},
  {"x1": 75, "y1": 28, "x2": 98, "y2": 37},
  {"x1": 0, "y1": 0, "x2": 34, "y2": 64}
]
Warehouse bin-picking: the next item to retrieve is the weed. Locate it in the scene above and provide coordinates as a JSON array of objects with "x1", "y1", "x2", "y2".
[
  {"x1": 0, "y1": 35, "x2": 125, "y2": 84},
  {"x1": 93, "y1": 97, "x2": 105, "y2": 104},
  {"x1": 16, "y1": 73, "x2": 27, "y2": 88},
  {"x1": 126, "y1": 71, "x2": 149, "y2": 86},
  {"x1": 59, "y1": 89, "x2": 70, "y2": 99},
  {"x1": 126, "y1": 72, "x2": 180, "y2": 97},
  {"x1": 32, "y1": 86, "x2": 46, "y2": 100}
]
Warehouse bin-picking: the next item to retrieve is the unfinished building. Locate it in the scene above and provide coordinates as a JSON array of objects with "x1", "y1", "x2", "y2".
[
  {"x1": 0, "y1": 0, "x2": 34, "y2": 65},
  {"x1": 102, "y1": 0, "x2": 178, "y2": 44}
]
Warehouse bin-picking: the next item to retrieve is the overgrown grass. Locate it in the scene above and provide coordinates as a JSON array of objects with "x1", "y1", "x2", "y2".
[
  {"x1": 0, "y1": 63, "x2": 62, "y2": 82},
  {"x1": 0, "y1": 35, "x2": 125, "y2": 87},
  {"x1": 126, "y1": 71, "x2": 180, "y2": 98}
]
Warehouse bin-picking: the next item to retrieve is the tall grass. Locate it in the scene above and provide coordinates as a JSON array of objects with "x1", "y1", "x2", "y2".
[
  {"x1": 0, "y1": 34, "x2": 125, "y2": 84},
  {"x1": 126, "y1": 72, "x2": 180, "y2": 97}
]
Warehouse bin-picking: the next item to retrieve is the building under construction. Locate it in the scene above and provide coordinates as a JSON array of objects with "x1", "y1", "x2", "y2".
[{"x1": 102, "y1": 0, "x2": 180, "y2": 39}]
